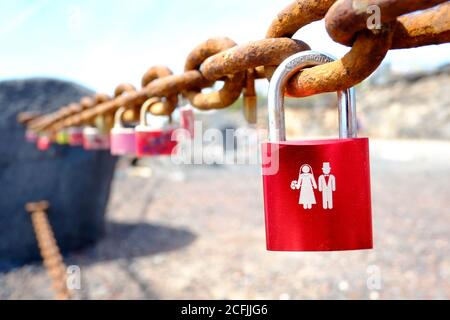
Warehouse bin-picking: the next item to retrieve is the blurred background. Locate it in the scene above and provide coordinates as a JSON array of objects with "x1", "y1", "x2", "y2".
[{"x1": 0, "y1": 0, "x2": 449, "y2": 299}]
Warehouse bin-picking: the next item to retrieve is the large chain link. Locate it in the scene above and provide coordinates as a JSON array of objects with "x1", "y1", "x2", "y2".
[
  {"x1": 270, "y1": 0, "x2": 450, "y2": 97},
  {"x1": 326, "y1": 0, "x2": 449, "y2": 47}
]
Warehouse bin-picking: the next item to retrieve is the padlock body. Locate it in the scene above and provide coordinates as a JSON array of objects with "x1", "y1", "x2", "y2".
[
  {"x1": 82, "y1": 127, "x2": 110, "y2": 150},
  {"x1": 135, "y1": 125, "x2": 178, "y2": 157},
  {"x1": 110, "y1": 127, "x2": 136, "y2": 156},
  {"x1": 179, "y1": 106, "x2": 195, "y2": 138},
  {"x1": 56, "y1": 129, "x2": 69, "y2": 145},
  {"x1": 261, "y1": 138, "x2": 372, "y2": 251},
  {"x1": 25, "y1": 130, "x2": 38, "y2": 143},
  {"x1": 68, "y1": 127, "x2": 84, "y2": 146},
  {"x1": 37, "y1": 135, "x2": 51, "y2": 151}
]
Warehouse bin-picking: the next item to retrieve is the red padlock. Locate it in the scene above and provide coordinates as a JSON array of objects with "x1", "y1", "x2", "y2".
[
  {"x1": 82, "y1": 114, "x2": 112, "y2": 150},
  {"x1": 179, "y1": 104, "x2": 195, "y2": 138},
  {"x1": 261, "y1": 51, "x2": 373, "y2": 251},
  {"x1": 68, "y1": 127, "x2": 84, "y2": 146},
  {"x1": 82, "y1": 126, "x2": 110, "y2": 150},
  {"x1": 135, "y1": 98, "x2": 178, "y2": 157}
]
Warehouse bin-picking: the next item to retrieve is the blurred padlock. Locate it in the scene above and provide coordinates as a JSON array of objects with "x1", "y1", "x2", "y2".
[
  {"x1": 135, "y1": 98, "x2": 178, "y2": 157},
  {"x1": 25, "y1": 129, "x2": 38, "y2": 143},
  {"x1": 37, "y1": 134, "x2": 51, "y2": 151},
  {"x1": 110, "y1": 107, "x2": 137, "y2": 156},
  {"x1": 179, "y1": 104, "x2": 195, "y2": 138},
  {"x1": 262, "y1": 51, "x2": 373, "y2": 251},
  {"x1": 55, "y1": 129, "x2": 69, "y2": 145},
  {"x1": 82, "y1": 114, "x2": 113, "y2": 150},
  {"x1": 67, "y1": 127, "x2": 84, "y2": 146},
  {"x1": 82, "y1": 127, "x2": 110, "y2": 150}
]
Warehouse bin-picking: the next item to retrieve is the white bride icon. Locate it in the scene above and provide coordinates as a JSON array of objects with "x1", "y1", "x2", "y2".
[
  {"x1": 291, "y1": 162, "x2": 336, "y2": 210},
  {"x1": 290, "y1": 164, "x2": 317, "y2": 209}
]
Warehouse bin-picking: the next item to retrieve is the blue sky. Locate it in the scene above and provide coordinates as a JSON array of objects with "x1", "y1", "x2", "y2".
[{"x1": 1, "y1": 0, "x2": 449, "y2": 93}]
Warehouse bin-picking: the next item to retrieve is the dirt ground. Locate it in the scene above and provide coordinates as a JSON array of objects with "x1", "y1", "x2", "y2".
[{"x1": 1, "y1": 139, "x2": 449, "y2": 300}]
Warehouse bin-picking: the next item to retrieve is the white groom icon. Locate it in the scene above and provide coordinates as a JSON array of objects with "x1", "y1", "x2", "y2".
[{"x1": 318, "y1": 162, "x2": 336, "y2": 209}]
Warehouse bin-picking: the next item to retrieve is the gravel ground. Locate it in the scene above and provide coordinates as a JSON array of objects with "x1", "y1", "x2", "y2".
[{"x1": 1, "y1": 139, "x2": 449, "y2": 300}]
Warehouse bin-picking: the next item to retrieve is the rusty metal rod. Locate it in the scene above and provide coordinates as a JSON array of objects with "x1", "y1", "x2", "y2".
[{"x1": 26, "y1": 201, "x2": 71, "y2": 300}]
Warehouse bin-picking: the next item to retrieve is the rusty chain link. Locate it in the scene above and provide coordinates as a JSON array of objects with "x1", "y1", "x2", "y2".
[
  {"x1": 24, "y1": 0, "x2": 450, "y2": 131},
  {"x1": 325, "y1": 0, "x2": 449, "y2": 47},
  {"x1": 243, "y1": 69, "x2": 257, "y2": 124},
  {"x1": 271, "y1": 1, "x2": 450, "y2": 97},
  {"x1": 26, "y1": 201, "x2": 71, "y2": 300},
  {"x1": 286, "y1": 27, "x2": 394, "y2": 97},
  {"x1": 391, "y1": 2, "x2": 450, "y2": 49},
  {"x1": 64, "y1": 93, "x2": 110, "y2": 129},
  {"x1": 182, "y1": 37, "x2": 245, "y2": 110},
  {"x1": 50, "y1": 85, "x2": 133, "y2": 133},
  {"x1": 200, "y1": 38, "x2": 310, "y2": 80},
  {"x1": 141, "y1": 66, "x2": 179, "y2": 115},
  {"x1": 17, "y1": 112, "x2": 41, "y2": 125},
  {"x1": 31, "y1": 95, "x2": 98, "y2": 132},
  {"x1": 51, "y1": 96, "x2": 102, "y2": 132}
]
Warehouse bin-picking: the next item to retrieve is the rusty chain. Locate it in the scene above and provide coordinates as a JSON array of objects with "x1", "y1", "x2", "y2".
[
  {"x1": 325, "y1": 0, "x2": 449, "y2": 47},
  {"x1": 30, "y1": 94, "x2": 100, "y2": 132},
  {"x1": 26, "y1": 201, "x2": 71, "y2": 300},
  {"x1": 24, "y1": 0, "x2": 449, "y2": 132},
  {"x1": 391, "y1": 2, "x2": 450, "y2": 49},
  {"x1": 243, "y1": 68, "x2": 257, "y2": 124},
  {"x1": 141, "y1": 66, "x2": 179, "y2": 116},
  {"x1": 269, "y1": 0, "x2": 450, "y2": 97},
  {"x1": 17, "y1": 112, "x2": 41, "y2": 125},
  {"x1": 182, "y1": 37, "x2": 245, "y2": 110}
]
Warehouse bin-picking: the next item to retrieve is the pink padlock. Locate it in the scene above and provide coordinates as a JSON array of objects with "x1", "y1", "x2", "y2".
[
  {"x1": 110, "y1": 107, "x2": 136, "y2": 156},
  {"x1": 68, "y1": 127, "x2": 84, "y2": 146},
  {"x1": 37, "y1": 135, "x2": 51, "y2": 151},
  {"x1": 135, "y1": 98, "x2": 178, "y2": 157},
  {"x1": 82, "y1": 126, "x2": 110, "y2": 150},
  {"x1": 25, "y1": 130, "x2": 38, "y2": 143},
  {"x1": 179, "y1": 105, "x2": 195, "y2": 138}
]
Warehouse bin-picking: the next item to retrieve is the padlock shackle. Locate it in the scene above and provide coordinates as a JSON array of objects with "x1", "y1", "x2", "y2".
[
  {"x1": 94, "y1": 114, "x2": 109, "y2": 134},
  {"x1": 140, "y1": 97, "x2": 160, "y2": 126},
  {"x1": 114, "y1": 107, "x2": 127, "y2": 128},
  {"x1": 268, "y1": 51, "x2": 357, "y2": 142}
]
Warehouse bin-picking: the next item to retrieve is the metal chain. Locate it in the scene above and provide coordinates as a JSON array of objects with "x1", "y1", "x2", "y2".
[
  {"x1": 181, "y1": 37, "x2": 244, "y2": 110},
  {"x1": 141, "y1": 66, "x2": 178, "y2": 115},
  {"x1": 269, "y1": 0, "x2": 450, "y2": 97},
  {"x1": 25, "y1": 201, "x2": 71, "y2": 300},
  {"x1": 24, "y1": 0, "x2": 450, "y2": 132},
  {"x1": 325, "y1": 0, "x2": 449, "y2": 47}
]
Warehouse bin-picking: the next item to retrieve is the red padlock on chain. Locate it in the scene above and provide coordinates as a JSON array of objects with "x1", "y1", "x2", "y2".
[
  {"x1": 82, "y1": 114, "x2": 112, "y2": 151},
  {"x1": 82, "y1": 126, "x2": 110, "y2": 150},
  {"x1": 135, "y1": 98, "x2": 178, "y2": 157},
  {"x1": 68, "y1": 127, "x2": 84, "y2": 146},
  {"x1": 179, "y1": 104, "x2": 195, "y2": 138},
  {"x1": 261, "y1": 51, "x2": 373, "y2": 251}
]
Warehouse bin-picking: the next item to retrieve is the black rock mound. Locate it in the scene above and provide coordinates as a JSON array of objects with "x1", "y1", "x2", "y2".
[{"x1": 0, "y1": 78, "x2": 117, "y2": 269}]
